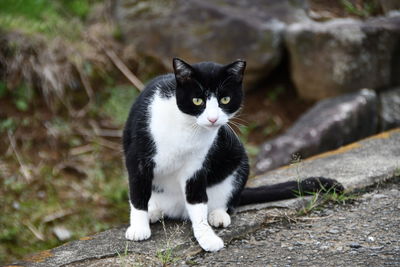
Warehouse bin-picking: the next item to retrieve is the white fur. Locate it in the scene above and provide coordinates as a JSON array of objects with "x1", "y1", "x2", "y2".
[
  {"x1": 125, "y1": 204, "x2": 151, "y2": 241},
  {"x1": 208, "y1": 209, "x2": 231, "y2": 228},
  {"x1": 148, "y1": 200, "x2": 163, "y2": 223},
  {"x1": 207, "y1": 172, "x2": 235, "y2": 212}
]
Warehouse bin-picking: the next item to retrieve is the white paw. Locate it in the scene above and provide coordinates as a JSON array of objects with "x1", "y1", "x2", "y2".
[
  {"x1": 125, "y1": 224, "x2": 151, "y2": 241},
  {"x1": 197, "y1": 233, "x2": 224, "y2": 252},
  {"x1": 208, "y1": 209, "x2": 231, "y2": 228},
  {"x1": 148, "y1": 208, "x2": 162, "y2": 224}
]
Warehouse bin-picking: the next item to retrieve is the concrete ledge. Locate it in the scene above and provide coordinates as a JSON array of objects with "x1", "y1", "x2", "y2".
[
  {"x1": 248, "y1": 128, "x2": 400, "y2": 190},
  {"x1": 8, "y1": 128, "x2": 400, "y2": 267}
]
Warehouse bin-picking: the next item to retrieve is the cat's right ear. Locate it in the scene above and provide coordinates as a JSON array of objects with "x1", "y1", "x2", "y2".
[
  {"x1": 173, "y1": 58, "x2": 194, "y2": 83},
  {"x1": 225, "y1": 60, "x2": 246, "y2": 83}
]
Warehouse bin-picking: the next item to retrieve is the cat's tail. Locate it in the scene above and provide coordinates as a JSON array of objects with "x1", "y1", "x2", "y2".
[{"x1": 238, "y1": 177, "x2": 344, "y2": 206}]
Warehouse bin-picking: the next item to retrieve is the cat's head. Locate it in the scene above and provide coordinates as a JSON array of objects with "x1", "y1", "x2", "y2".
[{"x1": 172, "y1": 58, "x2": 246, "y2": 129}]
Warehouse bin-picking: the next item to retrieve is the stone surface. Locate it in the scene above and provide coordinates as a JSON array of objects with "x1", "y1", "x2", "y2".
[
  {"x1": 255, "y1": 89, "x2": 378, "y2": 173},
  {"x1": 115, "y1": 0, "x2": 310, "y2": 86},
  {"x1": 379, "y1": 0, "x2": 400, "y2": 14},
  {"x1": 53, "y1": 226, "x2": 72, "y2": 241},
  {"x1": 380, "y1": 87, "x2": 400, "y2": 130},
  {"x1": 285, "y1": 14, "x2": 400, "y2": 100},
  {"x1": 9, "y1": 129, "x2": 400, "y2": 267},
  {"x1": 250, "y1": 128, "x2": 400, "y2": 191}
]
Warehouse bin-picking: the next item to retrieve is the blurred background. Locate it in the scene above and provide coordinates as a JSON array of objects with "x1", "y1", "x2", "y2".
[{"x1": 1, "y1": 0, "x2": 399, "y2": 263}]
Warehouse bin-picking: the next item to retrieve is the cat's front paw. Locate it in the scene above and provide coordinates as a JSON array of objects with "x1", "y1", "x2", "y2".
[
  {"x1": 197, "y1": 234, "x2": 224, "y2": 252},
  {"x1": 125, "y1": 224, "x2": 151, "y2": 241},
  {"x1": 208, "y1": 209, "x2": 231, "y2": 228}
]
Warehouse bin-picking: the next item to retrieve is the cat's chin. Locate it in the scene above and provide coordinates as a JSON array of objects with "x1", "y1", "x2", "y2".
[{"x1": 201, "y1": 124, "x2": 222, "y2": 130}]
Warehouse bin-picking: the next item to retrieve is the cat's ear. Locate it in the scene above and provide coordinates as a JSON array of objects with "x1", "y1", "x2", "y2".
[
  {"x1": 225, "y1": 60, "x2": 246, "y2": 83},
  {"x1": 173, "y1": 58, "x2": 194, "y2": 83}
]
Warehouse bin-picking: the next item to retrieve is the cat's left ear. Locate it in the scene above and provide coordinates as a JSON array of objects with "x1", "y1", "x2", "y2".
[
  {"x1": 173, "y1": 58, "x2": 194, "y2": 83},
  {"x1": 225, "y1": 60, "x2": 246, "y2": 83}
]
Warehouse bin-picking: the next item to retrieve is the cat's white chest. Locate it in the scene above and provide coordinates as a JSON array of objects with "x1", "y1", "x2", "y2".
[{"x1": 149, "y1": 94, "x2": 217, "y2": 180}]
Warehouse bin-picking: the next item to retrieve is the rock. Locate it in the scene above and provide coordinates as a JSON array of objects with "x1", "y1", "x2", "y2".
[
  {"x1": 53, "y1": 226, "x2": 72, "y2": 241},
  {"x1": 372, "y1": 194, "x2": 388, "y2": 199},
  {"x1": 380, "y1": 87, "x2": 400, "y2": 130},
  {"x1": 378, "y1": 0, "x2": 400, "y2": 14},
  {"x1": 285, "y1": 15, "x2": 400, "y2": 100},
  {"x1": 115, "y1": 0, "x2": 310, "y2": 87},
  {"x1": 349, "y1": 242, "x2": 362, "y2": 249},
  {"x1": 327, "y1": 229, "x2": 340, "y2": 234},
  {"x1": 255, "y1": 89, "x2": 378, "y2": 173}
]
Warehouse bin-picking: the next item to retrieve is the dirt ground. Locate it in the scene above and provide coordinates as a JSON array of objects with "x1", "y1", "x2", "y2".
[{"x1": 185, "y1": 180, "x2": 400, "y2": 267}]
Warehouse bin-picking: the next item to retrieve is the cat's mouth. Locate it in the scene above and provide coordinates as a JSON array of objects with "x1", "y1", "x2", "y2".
[{"x1": 202, "y1": 122, "x2": 224, "y2": 129}]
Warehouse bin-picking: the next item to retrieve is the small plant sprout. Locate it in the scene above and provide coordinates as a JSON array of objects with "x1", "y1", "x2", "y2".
[
  {"x1": 116, "y1": 241, "x2": 130, "y2": 267},
  {"x1": 156, "y1": 216, "x2": 181, "y2": 267}
]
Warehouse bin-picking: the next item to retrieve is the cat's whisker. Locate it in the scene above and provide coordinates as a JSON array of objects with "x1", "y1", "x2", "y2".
[
  {"x1": 231, "y1": 116, "x2": 248, "y2": 124},
  {"x1": 228, "y1": 121, "x2": 245, "y2": 130},
  {"x1": 230, "y1": 114, "x2": 248, "y2": 125},
  {"x1": 226, "y1": 123, "x2": 240, "y2": 142},
  {"x1": 229, "y1": 120, "x2": 245, "y2": 127}
]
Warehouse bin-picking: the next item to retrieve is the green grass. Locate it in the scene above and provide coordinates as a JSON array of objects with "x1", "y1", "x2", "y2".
[
  {"x1": 297, "y1": 188, "x2": 358, "y2": 216},
  {"x1": 0, "y1": 82, "x2": 35, "y2": 113},
  {"x1": 103, "y1": 85, "x2": 139, "y2": 125},
  {"x1": 0, "y1": 124, "x2": 130, "y2": 263},
  {"x1": 0, "y1": 1, "x2": 142, "y2": 264},
  {"x1": 394, "y1": 167, "x2": 400, "y2": 177},
  {"x1": 0, "y1": 0, "x2": 98, "y2": 39},
  {"x1": 156, "y1": 219, "x2": 181, "y2": 267},
  {"x1": 116, "y1": 242, "x2": 130, "y2": 267},
  {"x1": 266, "y1": 85, "x2": 285, "y2": 102},
  {"x1": 340, "y1": 0, "x2": 380, "y2": 17}
]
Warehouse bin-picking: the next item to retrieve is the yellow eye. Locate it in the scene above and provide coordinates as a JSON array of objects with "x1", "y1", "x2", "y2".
[
  {"x1": 192, "y1": 98, "x2": 203, "y2": 106},
  {"x1": 220, "y1": 96, "x2": 231, "y2": 104}
]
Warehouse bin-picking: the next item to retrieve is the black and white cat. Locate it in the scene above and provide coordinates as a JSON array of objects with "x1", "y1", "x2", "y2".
[{"x1": 122, "y1": 58, "x2": 343, "y2": 252}]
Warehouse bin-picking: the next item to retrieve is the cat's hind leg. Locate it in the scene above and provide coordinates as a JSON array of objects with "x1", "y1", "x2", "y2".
[
  {"x1": 148, "y1": 197, "x2": 163, "y2": 223},
  {"x1": 125, "y1": 152, "x2": 155, "y2": 241}
]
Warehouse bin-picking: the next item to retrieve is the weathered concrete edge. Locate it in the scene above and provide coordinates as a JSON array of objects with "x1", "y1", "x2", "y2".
[
  {"x1": 7, "y1": 128, "x2": 400, "y2": 267},
  {"x1": 248, "y1": 128, "x2": 400, "y2": 190}
]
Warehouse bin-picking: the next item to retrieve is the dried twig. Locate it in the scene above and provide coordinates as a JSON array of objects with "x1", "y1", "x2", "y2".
[
  {"x1": 92, "y1": 137, "x2": 122, "y2": 151},
  {"x1": 87, "y1": 35, "x2": 144, "y2": 91},
  {"x1": 69, "y1": 144, "x2": 95, "y2": 156},
  {"x1": 42, "y1": 209, "x2": 74, "y2": 223},
  {"x1": 297, "y1": 214, "x2": 333, "y2": 221},
  {"x1": 74, "y1": 126, "x2": 121, "y2": 139},
  {"x1": 105, "y1": 48, "x2": 144, "y2": 91},
  {"x1": 7, "y1": 130, "x2": 32, "y2": 182},
  {"x1": 24, "y1": 221, "x2": 45, "y2": 241},
  {"x1": 89, "y1": 120, "x2": 122, "y2": 137}
]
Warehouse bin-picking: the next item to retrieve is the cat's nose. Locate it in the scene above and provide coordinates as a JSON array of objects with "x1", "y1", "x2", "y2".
[{"x1": 208, "y1": 117, "x2": 218, "y2": 124}]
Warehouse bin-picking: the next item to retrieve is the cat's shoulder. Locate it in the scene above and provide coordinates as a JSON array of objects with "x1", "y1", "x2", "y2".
[
  {"x1": 126, "y1": 74, "x2": 176, "y2": 123},
  {"x1": 142, "y1": 73, "x2": 176, "y2": 99}
]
